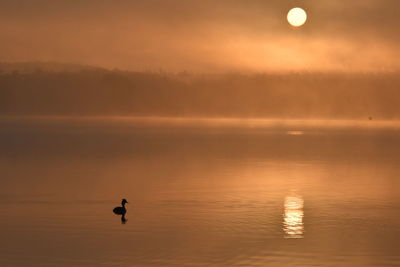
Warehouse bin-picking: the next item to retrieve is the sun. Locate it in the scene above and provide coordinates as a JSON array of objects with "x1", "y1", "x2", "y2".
[{"x1": 287, "y1": 7, "x2": 307, "y2": 27}]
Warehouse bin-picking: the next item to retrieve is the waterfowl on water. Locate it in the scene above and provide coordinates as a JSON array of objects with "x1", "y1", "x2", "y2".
[{"x1": 113, "y1": 199, "x2": 128, "y2": 215}]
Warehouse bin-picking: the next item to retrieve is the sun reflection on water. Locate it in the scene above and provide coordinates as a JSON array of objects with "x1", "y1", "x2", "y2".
[
  {"x1": 283, "y1": 195, "x2": 304, "y2": 238},
  {"x1": 286, "y1": 130, "x2": 304, "y2": 135}
]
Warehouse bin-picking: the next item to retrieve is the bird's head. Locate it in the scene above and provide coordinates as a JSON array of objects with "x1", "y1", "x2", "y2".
[{"x1": 122, "y1": 199, "x2": 128, "y2": 205}]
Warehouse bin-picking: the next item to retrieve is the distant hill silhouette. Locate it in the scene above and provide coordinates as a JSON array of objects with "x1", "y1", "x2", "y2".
[
  {"x1": 0, "y1": 61, "x2": 106, "y2": 74},
  {"x1": 1, "y1": 62, "x2": 399, "y2": 119}
]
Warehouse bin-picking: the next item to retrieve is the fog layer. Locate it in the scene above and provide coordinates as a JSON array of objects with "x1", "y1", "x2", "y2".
[
  {"x1": 0, "y1": 0, "x2": 399, "y2": 72},
  {"x1": 1, "y1": 67, "x2": 399, "y2": 119}
]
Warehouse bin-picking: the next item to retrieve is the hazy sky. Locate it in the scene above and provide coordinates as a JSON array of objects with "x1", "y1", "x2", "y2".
[{"x1": 0, "y1": 0, "x2": 399, "y2": 72}]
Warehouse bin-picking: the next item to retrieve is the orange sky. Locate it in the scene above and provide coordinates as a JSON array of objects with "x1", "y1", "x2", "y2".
[{"x1": 0, "y1": 0, "x2": 399, "y2": 72}]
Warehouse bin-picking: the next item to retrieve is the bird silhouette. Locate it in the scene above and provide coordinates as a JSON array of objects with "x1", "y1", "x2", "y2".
[
  {"x1": 113, "y1": 199, "x2": 128, "y2": 215},
  {"x1": 113, "y1": 199, "x2": 128, "y2": 224}
]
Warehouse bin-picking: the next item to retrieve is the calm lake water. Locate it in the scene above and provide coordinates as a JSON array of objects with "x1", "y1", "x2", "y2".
[{"x1": 1, "y1": 117, "x2": 400, "y2": 266}]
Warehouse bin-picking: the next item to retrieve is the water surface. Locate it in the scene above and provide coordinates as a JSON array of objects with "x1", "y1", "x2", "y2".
[{"x1": 1, "y1": 117, "x2": 400, "y2": 266}]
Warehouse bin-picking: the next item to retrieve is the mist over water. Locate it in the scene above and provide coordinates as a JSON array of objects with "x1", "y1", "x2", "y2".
[
  {"x1": 2, "y1": 69, "x2": 400, "y2": 120},
  {"x1": 1, "y1": 117, "x2": 400, "y2": 266}
]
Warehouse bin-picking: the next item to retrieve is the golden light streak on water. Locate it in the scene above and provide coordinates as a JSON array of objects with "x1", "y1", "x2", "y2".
[
  {"x1": 286, "y1": 130, "x2": 304, "y2": 135},
  {"x1": 283, "y1": 195, "x2": 304, "y2": 238}
]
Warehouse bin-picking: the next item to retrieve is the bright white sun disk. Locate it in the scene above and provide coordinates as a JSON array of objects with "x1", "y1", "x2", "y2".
[{"x1": 287, "y1": 7, "x2": 307, "y2": 27}]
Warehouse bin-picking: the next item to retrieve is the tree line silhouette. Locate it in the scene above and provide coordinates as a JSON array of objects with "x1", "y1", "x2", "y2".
[{"x1": 1, "y1": 67, "x2": 400, "y2": 119}]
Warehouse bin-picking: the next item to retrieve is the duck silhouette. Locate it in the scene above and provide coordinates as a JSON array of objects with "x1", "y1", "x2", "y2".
[{"x1": 113, "y1": 199, "x2": 128, "y2": 215}]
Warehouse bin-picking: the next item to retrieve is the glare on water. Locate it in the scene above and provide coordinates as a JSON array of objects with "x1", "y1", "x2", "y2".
[
  {"x1": 283, "y1": 195, "x2": 304, "y2": 238},
  {"x1": 286, "y1": 130, "x2": 304, "y2": 135}
]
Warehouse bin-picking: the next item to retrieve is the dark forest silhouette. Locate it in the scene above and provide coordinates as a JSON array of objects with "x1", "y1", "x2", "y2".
[{"x1": 1, "y1": 63, "x2": 400, "y2": 119}]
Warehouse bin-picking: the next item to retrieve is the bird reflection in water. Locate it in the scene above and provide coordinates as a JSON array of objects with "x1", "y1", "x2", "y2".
[
  {"x1": 283, "y1": 195, "x2": 304, "y2": 238},
  {"x1": 120, "y1": 214, "x2": 127, "y2": 224}
]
